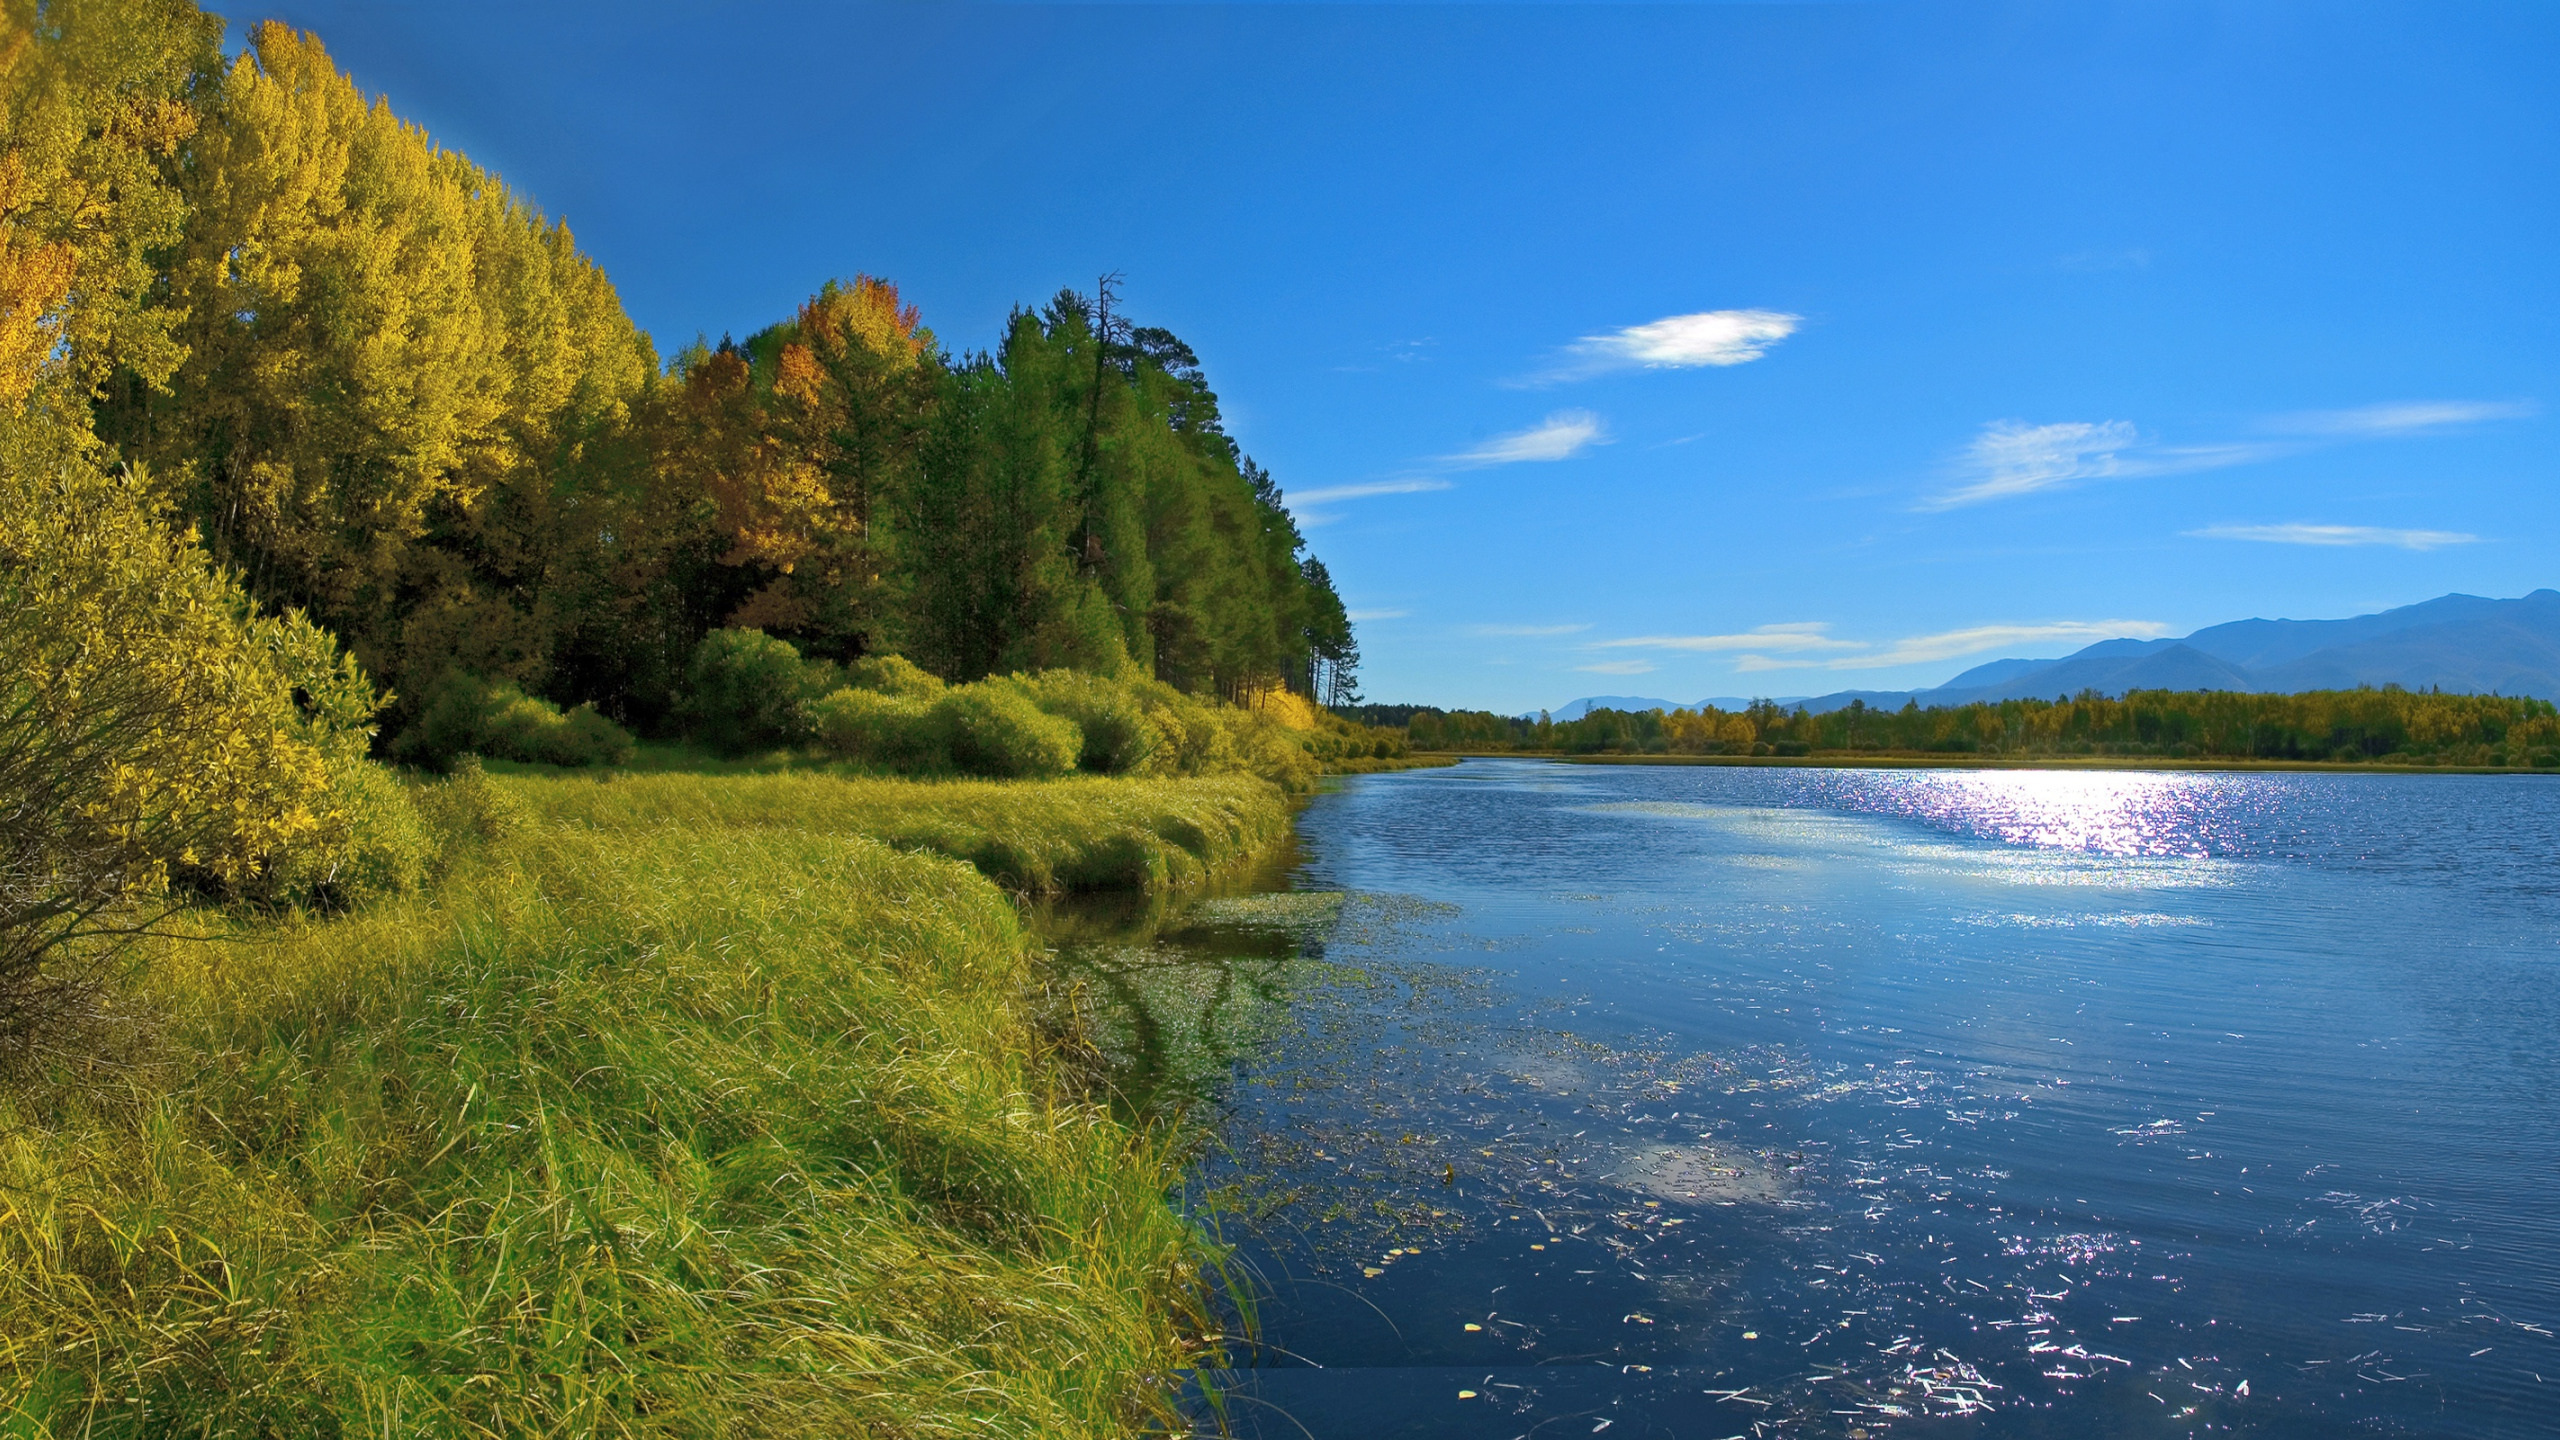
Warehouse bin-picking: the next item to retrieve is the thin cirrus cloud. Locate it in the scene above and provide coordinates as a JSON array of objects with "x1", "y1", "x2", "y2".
[
  {"x1": 1575, "y1": 659, "x2": 1659, "y2": 675},
  {"x1": 1594, "y1": 619, "x2": 2167, "y2": 673},
  {"x1": 1281, "y1": 410, "x2": 1605, "y2": 523},
  {"x1": 2266, "y1": 399, "x2": 2537, "y2": 437},
  {"x1": 1471, "y1": 622, "x2": 1592, "y2": 637},
  {"x1": 1592, "y1": 622, "x2": 1857, "y2": 654},
  {"x1": 2189, "y1": 523, "x2": 2479, "y2": 551},
  {"x1": 1921, "y1": 399, "x2": 2536, "y2": 511},
  {"x1": 1283, "y1": 478, "x2": 1455, "y2": 506},
  {"x1": 1344, "y1": 608, "x2": 1409, "y2": 623},
  {"x1": 1920, "y1": 420, "x2": 2274, "y2": 510},
  {"x1": 1447, "y1": 410, "x2": 1608, "y2": 467}
]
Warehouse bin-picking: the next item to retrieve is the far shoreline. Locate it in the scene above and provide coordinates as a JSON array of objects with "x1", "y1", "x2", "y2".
[{"x1": 1419, "y1": 750, "x2": 2559, "y2": 776}]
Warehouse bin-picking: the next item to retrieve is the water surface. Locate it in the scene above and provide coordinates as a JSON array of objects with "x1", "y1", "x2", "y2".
[{"x1": 1055, "y1": 760, "x2": 2560, "y2": 1438}]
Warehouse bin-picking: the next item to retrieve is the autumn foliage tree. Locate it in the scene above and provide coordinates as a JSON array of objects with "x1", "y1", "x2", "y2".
[
  {"x1": 24, "y1": 1, "x2": 1358, "y2": 768},
  {"x1": 95, "y1": 20, "x2": 655, "y2": 720}
]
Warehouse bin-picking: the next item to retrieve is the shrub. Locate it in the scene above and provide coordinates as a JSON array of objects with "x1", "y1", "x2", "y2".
[
  {"x1": 255, "y1": 760, "x2": 431, "y2": 908},
  {"x1": 398, "y1": 673, "x2": 633, "y2": 769},
  {"x1": 810, "y1": 687, "x2": 940, "y2": 768},
  {"x1": 930, "y1": 683, "x2": 1082, "y2": 778},
  {"x1": 413, "y1": 757, "x2": 528, "y2": 866},
  {"x1": 847, "y1": 653, "x2": 946, "y2": 700},
  {"x1": 682, "y1": 628, "x2": 840, "y2": 753},
  {"x1": 0, "y1": 454, "x2": 357, "y2": 1043},
  {"x1": 1015, "y1": 669, "x2": 1164, "y2": 774}
]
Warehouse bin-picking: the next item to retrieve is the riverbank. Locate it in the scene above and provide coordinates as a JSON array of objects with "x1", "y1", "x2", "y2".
[
  {"x1": 1425, "y1": 749, "x2": 2558, "y2": 775},
  {"x1": 0, "y1": 769, "x2": 1278, "y2": 1435}
]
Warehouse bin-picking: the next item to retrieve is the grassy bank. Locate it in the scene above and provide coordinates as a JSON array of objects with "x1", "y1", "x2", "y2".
[
  {"x1": 510, "y1": 770, "x2": 1291, "y2": 893},
  {"x1": 0, "y1": 771, "x2": 1282, "y2": 1436}
]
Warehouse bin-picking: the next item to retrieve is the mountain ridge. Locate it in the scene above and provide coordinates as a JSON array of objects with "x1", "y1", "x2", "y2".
[{"x1": 1540, "y1": 590, "x2": 2560, "y2": 718}]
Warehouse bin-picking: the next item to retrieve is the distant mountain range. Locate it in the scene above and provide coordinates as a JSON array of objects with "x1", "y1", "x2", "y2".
[{"x1": 1538, "y1": 590, "x2": 2560, "y2": 719}]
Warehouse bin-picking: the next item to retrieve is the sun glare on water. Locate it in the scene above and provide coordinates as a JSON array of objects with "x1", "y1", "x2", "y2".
[{"x1": 1848, "y1": 768, "x2": 2262, "y2": 860}]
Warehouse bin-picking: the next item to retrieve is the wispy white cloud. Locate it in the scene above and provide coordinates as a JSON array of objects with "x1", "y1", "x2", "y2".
[
  {"x1": 2188, "y1": 523, "x2": 2479, "y2": 551},
  {"x1": 1905, "y1": 397, "x2": 2532, "y2": 513},
  {"x1": 1575, "y1": 659, "x2": 1659, "y2": 675},
  {"x1": 1569, "y1": 309, "x2": 1799, "y2": 372},
  {"x1": 1449, "y1": 410, "x2": 1607, "y2": 467},
  {"x1": 1471, "y1": 622, "x2": 1591, "y2": 637},
  {"x1": 1733, "y1": 653, "x2": 1822, "y2": 673},
  {"x1": 1285, "y1": 478, "x2": 1453, "y2": 506},
  {"x1": 1922, "y1": 420, "x2": 2137, "y2": 508},
  {"x1": 1920, "y1": 421, "x2": 2276, "y2": 509},
  {"x1": 2268, "y1": 400, "x2": 2537, "y2": 437},
  {"x1": 1726, "y1": 619, "x2": 2171, "y2": 672},
  {"x1": 1594, "y1": 622, "x2": 1855, "y2": 654},
  {"x1": 1345, "y1": 608, "x2": 1409, "y2": 622}
]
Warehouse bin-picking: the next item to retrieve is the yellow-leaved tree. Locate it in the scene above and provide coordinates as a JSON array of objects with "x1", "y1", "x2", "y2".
[
  {"x1": 105, "y1": 20, "x2": 655, "y2": 712},
  {"x1": 0, "y1": 427, "x2": 377, "y2": 1044},
  {"x1": 0, "y1": 0, "x2": 219, "y2": 407}
]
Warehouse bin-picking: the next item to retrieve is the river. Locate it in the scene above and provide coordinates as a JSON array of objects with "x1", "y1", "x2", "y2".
[{"x1": 1046, "y1": 758, "x2": 2560, "y2": 1438}]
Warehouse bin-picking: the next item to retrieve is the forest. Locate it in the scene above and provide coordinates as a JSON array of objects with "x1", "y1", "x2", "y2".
[
  {"x1": 30, "y1": 6, "x2": 1357, "y2": 753},
  {"x1": 0, "y1": 4, "x2": 1393, "y2": 1432},
  {"x1": 1389, "y1": 688, "x2": 2560, "y2": 768}
]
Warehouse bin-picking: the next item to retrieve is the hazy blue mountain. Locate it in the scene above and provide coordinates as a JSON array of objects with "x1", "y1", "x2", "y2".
[
  {"x1": 1926, "y1": 644, "x2": 2261, "y2": 705},
  {"x1": 1934, "y1": 656, "x2": 2062, "y2": 690},
  {"x1": 1546, "y1": 590, "x2": 2560, "y2": 716},
  {"x1": 2251, "y1": 590, "x2": 2560, "y2": 694},
  {"x1": 1896, "y1": 590, "x2": 2560, "y2": 707},
  {"x1": 1542, "y1": 694, "x2": 1686, "y2": 720},
  {"x1": 1539, "y1": 694, "x2": 1810, "y2": 720},
  {"x1": 1791, "y1": 690, "x2": 1923, "y2": 715}
]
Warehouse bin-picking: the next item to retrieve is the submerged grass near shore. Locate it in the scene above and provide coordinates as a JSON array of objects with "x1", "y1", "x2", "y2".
[{"x1": 0, "y1": 770, "x2": 1288, "y2": 1437}]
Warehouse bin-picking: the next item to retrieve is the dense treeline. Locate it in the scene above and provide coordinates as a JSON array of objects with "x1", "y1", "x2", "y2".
[
  {"x1": 0, "y1": 0, "x2": 1391, "y2": 1026},
  {"x1": 30, "y1": 4, "x2": 1353, "y2": 749},
  {"x1": 1400, "y1": 688, "x2": 2560, "y2": 767}
]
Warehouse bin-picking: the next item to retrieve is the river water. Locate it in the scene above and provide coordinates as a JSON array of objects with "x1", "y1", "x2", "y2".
[{"x1": 1047, "y1": 759, "x2": 2560, "y2": 1438}]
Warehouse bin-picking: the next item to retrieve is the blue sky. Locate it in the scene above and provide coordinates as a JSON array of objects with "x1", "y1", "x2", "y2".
[{"x1": 228, "y1": 2, "x2": 2558, "y2": 711}]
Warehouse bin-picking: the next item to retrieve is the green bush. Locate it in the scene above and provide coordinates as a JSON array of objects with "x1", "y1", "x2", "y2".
[
  {"x1": 1015, "y1": 669, "x2": 1164, "y2": 774},
  {"x1": 681, "y1": 628, "x2": 841, "y2": 754},
  {"x1": 397, "y1": 673, "x2": 634, "y2": 769},
  {"x1": 931, "y1": 683, "x2": 1083, "y2": 778},
  {"x1": 244, "y1": 759, "x2": 431, "y2": 910},
  {"x1": 322, "y1": 761, "x2": 432, "y2": 903},
  {"x1": 810, "y1": 687, "x2": 940, "y2": 768},
  {"x1": 847, "y1": 652, "x2": 946, "y2": 700},
  {"x1": 413, "y1": 757, "x2": 528, "y2": 867}
]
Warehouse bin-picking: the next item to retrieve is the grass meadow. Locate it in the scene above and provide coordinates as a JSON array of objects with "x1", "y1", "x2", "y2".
[{"x1": 0, "y1": 769, "x2": 1289, "y2": 1437}]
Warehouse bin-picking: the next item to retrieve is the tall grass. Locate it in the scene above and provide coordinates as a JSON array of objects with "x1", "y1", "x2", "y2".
[
  {"x1": 507, "y1": 771, "x2": 1292, "y2": 894},
  {"x1": 0, "y1": 773, "x2": 1270, "y2": 1435}
]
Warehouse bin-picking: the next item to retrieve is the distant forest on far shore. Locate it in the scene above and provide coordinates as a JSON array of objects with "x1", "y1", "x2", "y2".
[{"x1": 1344, "y1": 689, "x2": 2560, "y2": 768}]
